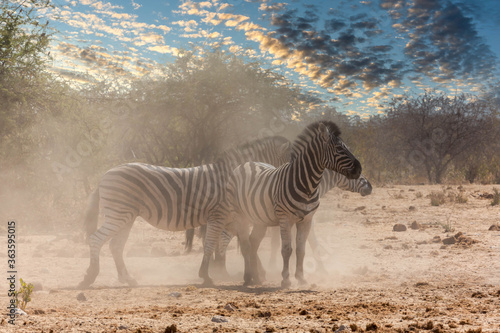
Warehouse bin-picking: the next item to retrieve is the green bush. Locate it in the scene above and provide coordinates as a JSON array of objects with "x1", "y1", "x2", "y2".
[{"x1": 15, "y1": 278, "x2": 34, "y2": 311}]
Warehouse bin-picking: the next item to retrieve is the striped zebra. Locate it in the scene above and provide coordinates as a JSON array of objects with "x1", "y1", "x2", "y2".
[
  {"x1": 193, "y1": 171, "x2": 372, "y2": 277},
  {"x1": 199, "y1": 121, "x2": 362, "y2": 287},
  {"x1": 269, "y1": 172, "x2": 372, "y2": 271},
  {"x1": 78, "y1": 136, "x2": 290, "y2": 289},
  {"x1": 184, "y1": 150, "x2": 372, "y2": 254}
]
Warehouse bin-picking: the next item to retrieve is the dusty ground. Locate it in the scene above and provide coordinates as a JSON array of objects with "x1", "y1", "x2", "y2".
[{"x1": 1, "y1": 184, "x2": 499, "y2": 332}]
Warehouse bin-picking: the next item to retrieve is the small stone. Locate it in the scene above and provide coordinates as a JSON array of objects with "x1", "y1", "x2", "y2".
[
  {"x1": 442, "y1": 237, "x2": 456, "y2": 245},
  {"x1": 410, "y1": 221, "x2": 421, "y2": 230},
  {"x1": 432, "y1": 236, "x2": 442, "y2": 243},
  {"x1": 118, "y1": 325, "x2": 128, "y2": 330},
  {"x1": 488, "y1": 225, "x2": 500, "y2": 231},
  {"x1": 164, "y1": 324, "x2": 177, "y2": 333},
  {"x1": 471, "y1": 291, "x2": 486, "y2": 298},
  {"x1": 211, "y1": 315, "x2": 228, "y2": 323},
  {"x1": 393, "y1": 224, "x2": 407, "y2": 232},
  {"x1": 15, "y1": 308, "x2": 27, "y2": 316},
  {"x1": 168, "y1": 292, "x2": 181, "y2": 298},
  {"x1": 409, "y1": 206, "x2": 416, "y2": 211},
  {"x1": 299, "y1": 309, "x2": 308, "y2": 315},
  {"x1": 224, "y1": 303, "x2": 236, "y2": 312},
  {"x1": 256, "y1": 310, "x2": 271, "y2": 317},
  {"x1": 334, "y1": 325, "x2": 348, "y2": 333},
  {"x1": 76, "y1": 292, "x2": 87, "y2": 302}
]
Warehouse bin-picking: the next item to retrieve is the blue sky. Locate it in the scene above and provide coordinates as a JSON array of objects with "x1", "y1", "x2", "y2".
[{"x1": 43, "y1": 0, "x2": 500, "y2": 118}]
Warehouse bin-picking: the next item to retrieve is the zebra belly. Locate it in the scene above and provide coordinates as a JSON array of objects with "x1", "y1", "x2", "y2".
[
  {"x1": 231, "y1": 163, "x2": 279, "y2": 226},
  {"x1": 99, "y1": 162, "x2": 222, "y2": 232}
]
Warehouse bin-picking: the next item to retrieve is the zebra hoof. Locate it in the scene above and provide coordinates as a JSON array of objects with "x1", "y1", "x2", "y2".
[
  {"x1": 297, "y1": 277, "x2": 308, "y2": 286},
  {"x1": 202, "y1": 278, "x2": 214, "y2": 287},
  {"x1": 77, "y1": 280, "x2": 92, "y2": 290},
  {"x1": 118, "y1": 274, "x2": 138, "y2": 287},
  {"x1": 281, "y1": 279, "x2": 291, "y2": 289},
  {"x1": 127, "y1": 278, "x2": 138, "y2": 287}
]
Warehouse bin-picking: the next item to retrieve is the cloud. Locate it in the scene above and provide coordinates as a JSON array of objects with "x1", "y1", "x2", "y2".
[
  {"x1": 380, "y1": 0, "x2": 497, "y2": 82},
  {"x1": 254, "y1": 3, "x2": 406, "y2": 92},
  {"x1": 173, "y1": 19, "x2": 199, "y2": 32},
  {"x1": 52, "y1": 40, "x2": 156, "y2": 82},
  {"x1": 148, "y1": 45, "x2": 179, "y2": 55}
]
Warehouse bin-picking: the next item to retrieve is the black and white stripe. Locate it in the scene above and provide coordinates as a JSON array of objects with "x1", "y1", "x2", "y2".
[
  {"x1": 319, "y1": 170, "x2": 372, "y2": 197},
  {"x1": 268, "y1": 172, "x2": 372, "y2": 271},
  {"x1": 199, "y1": 121, "x2": 362, "y2": 287},
  {"x1": 208, "y1": 171, "x2": 372, "y2": 279},
  {"x1": 78, "y1": 136, "x2": 290, "y2": 288}
]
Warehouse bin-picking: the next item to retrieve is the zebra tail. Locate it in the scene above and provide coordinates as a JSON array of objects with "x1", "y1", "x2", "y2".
[
  {"x1": 84, "y1": 188, "x2": 100, "y2": 242},
  {"x1": 185, "y1": 229, "x2": 195, "y2": 253}
]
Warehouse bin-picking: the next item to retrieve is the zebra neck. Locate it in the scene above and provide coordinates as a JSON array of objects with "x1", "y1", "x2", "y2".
[{"x1": 290, "y1": 148, "x2": 324, "y2": 198}]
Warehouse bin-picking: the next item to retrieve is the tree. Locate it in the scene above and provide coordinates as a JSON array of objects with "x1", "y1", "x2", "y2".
[
  {"x1": 383, "y1": 91, "x2": 497, "y2": 184},
  {"x1": 124, "y1": 48, "x2": 303, "y2": 167},
  {"x1": 0, "y1": 0, "x2": 53, "y2": 163}
]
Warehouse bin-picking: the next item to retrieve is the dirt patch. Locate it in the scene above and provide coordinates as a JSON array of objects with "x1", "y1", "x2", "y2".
[{"x1": 2, "y1": 184, "x2": 499, "y2": 332}]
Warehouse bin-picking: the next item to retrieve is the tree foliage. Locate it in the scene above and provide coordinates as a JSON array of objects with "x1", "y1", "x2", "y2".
[
  {"x1": 378, "y1": 91, "x2": 498, "y2": 183},
  {"x1": 123, "y1": 49, "x2": 303, "y2": 167},
  {"x1": 0, "y1": 0, "x2": 53, "y2": 158}
]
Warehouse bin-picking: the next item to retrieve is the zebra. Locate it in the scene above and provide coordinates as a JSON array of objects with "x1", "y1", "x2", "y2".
[
  {"x1": 189, "y1": 171, "x2": 372, "y2": 277},
  {"x1": 184, "y1": 150, "x2": 372, "y2": 254},
  {"x1": 198, "y1": 121, "x2": 362, "y2": 287},
  {"x1": 78, "y1": 136, "x2": 291, "y2": 289},
  {"x1": 268, "y1": 172, "x2": 372, "y2": 272}
]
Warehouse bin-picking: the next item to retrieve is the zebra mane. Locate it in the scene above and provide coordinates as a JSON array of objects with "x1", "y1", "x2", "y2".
[
  {"x1": 237, "y1": 136, "x2": 289, "y2": 151},
  {"x1": 291, "y1": 121, "x2": 341, "y2": 159},
  {"x1": 216, "y1": 135, "x2": 289, "y2": 165}
]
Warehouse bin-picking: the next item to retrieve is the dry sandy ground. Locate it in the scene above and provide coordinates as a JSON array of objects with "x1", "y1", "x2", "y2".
[{"x1": 1, "y1": 184, "x2": 499, "y2": 332}]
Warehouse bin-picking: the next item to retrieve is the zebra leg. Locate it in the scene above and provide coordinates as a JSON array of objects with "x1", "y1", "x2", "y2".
[
  {"x1": 279, "y1": 221, "x2": 293, "y2": 289},
  {"x1": 236, "y1": 221, "x2": 254, "y2": 286},
  {"x1": 307, "y1": 219, "x2": 327, "y2": 274},
  {"x1": 199, "y1": 219, "x2": 224, "y2": 286},
  {"x1": 213, "y1": 228, "x2": 234, "y2": 279},
  {"x1": 78, "y1": 220, "x2": 123, "y2": 289},
  {"x1": 295, "y1": 217, "x2": 312, "y2": 285},
  {"x1": 184, "y1": 228, "x2": 195, "y2": 253},
  {"x1": 109, "y1": 222, "x2": 137, "y2": 287},
  {"x1": 249, "y1": 224, "x2": 267, "y2": 284},
  {"x1": 269, "y1": 226, "x2": 280, "y2": 268}
]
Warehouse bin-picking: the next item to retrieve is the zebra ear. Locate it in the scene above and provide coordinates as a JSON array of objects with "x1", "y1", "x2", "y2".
[{"x1": 318, "y1": 123, "x2": 329, "y2": 142}]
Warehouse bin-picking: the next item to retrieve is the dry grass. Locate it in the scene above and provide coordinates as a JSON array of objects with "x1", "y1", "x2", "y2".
[
  {"x1": 491, "y1": 188, "x2": 500, "y2": 206},
  {"x1": 429, "y1": 191, "x2": 446, "y2": 206}
]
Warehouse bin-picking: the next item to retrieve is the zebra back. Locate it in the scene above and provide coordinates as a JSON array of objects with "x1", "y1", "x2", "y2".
[
  {"x1": 219, "y1": 136, "x2": 290, "y2": 169},
  {"x1": 98, "y1": 136, "x2": 293, "y2": 232}
]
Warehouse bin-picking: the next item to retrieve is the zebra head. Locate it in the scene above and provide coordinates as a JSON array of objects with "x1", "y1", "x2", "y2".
[
  {"x1": 334, "y1": 173, "x2": 372, "y2": 196},
  {"x1": 358, "y1": 176, "x2": 372, "y2": 196},
  {"x1": 318, "y1": 121, "x2": 362, "y2": 180}
]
